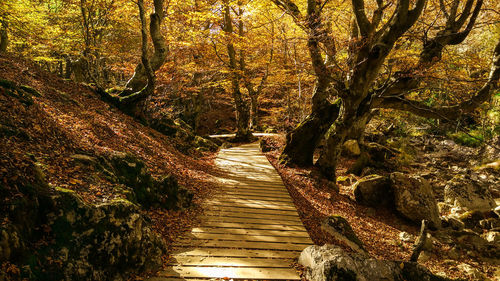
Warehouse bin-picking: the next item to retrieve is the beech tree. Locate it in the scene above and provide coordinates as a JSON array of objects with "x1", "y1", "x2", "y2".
[
  {"x1": 272, "y1": 0, "x2": 500, "y2": 181},
  {"x1": 219, "y1": 0, "x2": 275, "y2": 140},
  {"x1": 122, "y1": 0, "x2": 168, "y2": 94},
  {"x1": 98, "y1": 0, "x2": 167, "y2": 114}
]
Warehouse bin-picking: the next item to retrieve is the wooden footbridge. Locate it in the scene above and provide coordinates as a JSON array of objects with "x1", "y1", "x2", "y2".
[{"x1": 151, "y1": 143, "x2": 312, "y2": 280}]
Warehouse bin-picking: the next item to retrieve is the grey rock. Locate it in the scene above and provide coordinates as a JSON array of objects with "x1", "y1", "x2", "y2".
[
  {"x1": 482, "y1": 231, "x2": 500, "y2": 244},
  {"x1": 353, "y1": 175, "x2": 392, "y2": 207},
  {"x1": 299, "y1": 244, "x2": 452, "y2": 281},
  {"x1": 321, "y1": 216, "x2": 365, "y2": 254},
  {"x1": 390, "y1": 172, "x2": 441, "y2": 229},
  {"x1": 457, "y1": 263, "x2": 488, "y2": 281},
  {"x1": 399, "y1": 231, "x2": 412, "y2": 242},
  {"x1": 444, "y1": 178, "x2": 496, "y2": 212}
]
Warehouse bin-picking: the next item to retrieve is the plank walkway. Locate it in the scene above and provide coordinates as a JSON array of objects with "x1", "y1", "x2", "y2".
[{"x1": 151, "y1": 143, "x2": 312, "y2": 280}]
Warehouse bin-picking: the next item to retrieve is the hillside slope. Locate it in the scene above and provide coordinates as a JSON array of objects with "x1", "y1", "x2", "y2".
[{"x1": 0, "y1": 54, "x2": 221, "y2": 280}]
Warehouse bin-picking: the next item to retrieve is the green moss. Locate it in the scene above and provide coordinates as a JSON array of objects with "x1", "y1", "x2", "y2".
[{"x1": 448, "y1": 130, "x2": 484, "y2": 147}]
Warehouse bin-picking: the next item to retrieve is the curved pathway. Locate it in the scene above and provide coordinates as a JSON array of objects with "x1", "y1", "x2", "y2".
[{"x1": 152, "y1": 143, "x2": 312, "y2": 280}]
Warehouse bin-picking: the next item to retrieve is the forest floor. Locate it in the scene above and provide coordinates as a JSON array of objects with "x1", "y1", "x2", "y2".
[{"x1": 262, "y1": 133, "x2": 500, "y2": 280}]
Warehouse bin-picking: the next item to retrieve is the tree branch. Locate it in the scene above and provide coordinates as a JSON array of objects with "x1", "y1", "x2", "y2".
[
  {"x1": 375, "y1": 39, "x2": 500, "y2": 120},
  {"x1": 352, "y1": 0, "x2": 372, "y2": 37}
]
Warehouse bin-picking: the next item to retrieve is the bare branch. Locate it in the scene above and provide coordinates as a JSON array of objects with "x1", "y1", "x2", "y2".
[
  {"x1": 439, "y1": 0, "x2": 450, "y2": 18},
  {"x1": 449, "y1": 0, "x2": 483, "y2": 45}
]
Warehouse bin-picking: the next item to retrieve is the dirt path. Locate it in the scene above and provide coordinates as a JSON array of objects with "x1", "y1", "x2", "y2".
[{"x1": 152, "y1": 143, "x2": 312, "y2": 280}]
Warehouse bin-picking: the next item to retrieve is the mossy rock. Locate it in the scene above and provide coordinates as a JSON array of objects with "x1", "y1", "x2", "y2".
[
  {"x1": 322, "y1": 215, "x2": 365, "y2": 252},
  {"x1": 19, "y1": 85, "x2": 42, "y2": 97},
  {"x1": 353, "y1": 174, "x2": 392, "y2": 207},
  {"x1": 107, "y1": 152, "x2": 193, "y2": 209},
  {"x1": 0, "y1": 79, "x2": 41, "y2": 106},
  {"x1": 34, "y1": 187, "x2": 166, "y2": 280}
]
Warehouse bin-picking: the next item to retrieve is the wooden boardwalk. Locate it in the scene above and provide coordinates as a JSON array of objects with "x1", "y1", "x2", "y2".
[{"x1": 152, "y1": 143, "x2": 312, "y2": 280}]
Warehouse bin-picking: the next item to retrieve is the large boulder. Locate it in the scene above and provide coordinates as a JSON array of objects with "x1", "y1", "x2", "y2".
[
  {"x1": 444, "y1": 177, "x2": 496, "y2": 212},
  {"x1": 299, "y1": 244, "x2": 452, "y2": 281},
  {"x1": 40, "y1": 188, "x2": 166, "y2": 281},
  {"x1": 1, "y1": 158, "x2": 167, "y2": 280},
  {"x1": 72, "y1": 152, "x2": 193, "y2": 210},
  {"x1": 353, "y1": 175, "x2": 392, "y2": 207},
  {"x1": 390, "y1": 172, "x2": 441, "y2": 229}
]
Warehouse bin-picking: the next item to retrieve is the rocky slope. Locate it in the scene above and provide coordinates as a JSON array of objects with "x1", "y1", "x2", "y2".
[{"x1": 0, "y1": 54, "x2": 220, "y2": 280}]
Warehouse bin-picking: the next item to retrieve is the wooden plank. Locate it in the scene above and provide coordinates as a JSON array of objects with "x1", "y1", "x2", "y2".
[
  {"x1": 174, "y1": 239, "x2": 310, "y2": 251},
  {"x1": 171, "y1": 248, "x2": 301, "y2": 259},
  {"x1": 203, "y1": 210, "x2": 302, "y2": 221},
  {"x1": 160, "y1": 266, "x2": 300, "y2": 280},
  {"x1": 204, "y1": 207, "x2": 299, "y2": 218},
  {"x1": 230, "y1": 183, "x2": 286, "y2": 189},
  {"x1": 222, "y1": 186, "x2": 288, "y2": 193},
  {"x1": 206, "y1": 200, "x2": 297, "y2": 210},
  {"x1": 191, "y1": 227, "x2": 309, "y2": 237},
  {"x1": 207, "y1": 199, "x2": 296, "y2": 209},
  {"x1": 200, "y1": 221, "x2": 307, "y2": 231},
  {"x1": 205, "y1": 205, "x2": 299, "y2": 214},
  {"x1": 146, "y1": 276, "x2": 209, "y2": 281},
  {"x1": 182, "y1": 232, "x2": 312, "y2": 244},
  {"x1": 210, "y1": 197, "x2": 295, "y2": 206},
  {"x1": 201, "y1": 216, "x2": 304, "y2": 226},
  {"x1": 220, "y1": 189, "x2": 290, "y2": 197},
  {"x1": 220, "y1": 189, "x2": 291, "y2": 198},
  {"x1": 170, "y1": 256, "x2": 294, "y2": 267},
  {"x1": 214, "y1": 194, "x2": 293, "y2": 203}
]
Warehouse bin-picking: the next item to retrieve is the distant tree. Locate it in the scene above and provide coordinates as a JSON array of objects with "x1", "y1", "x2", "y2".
[
  {"x1": 273, "y1": 0, "x2": 500, "y2": 181},
  {"x1": 218, "y1": 0, "x2": 275, "y2": 140}
]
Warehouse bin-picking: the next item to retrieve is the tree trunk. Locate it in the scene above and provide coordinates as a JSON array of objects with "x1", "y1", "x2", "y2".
[
  {"x1": 250, "y1": 93, "x2": 258, "y2": 129},
  {"x1": 279, "y1": 80, "x2": 340, "y2": 167},
  {"x1": 123, "y1": 0, "x2": 167, "y2": 94},
  {"x1": 0, "y1": 20, "x2": 8, "y2": 53},
  {"x1": 316, "y1": 100, "x2": 361, "y2": 180},
  {"x1": 223, "y1": 2, "x2": 251, "y2": 141}
]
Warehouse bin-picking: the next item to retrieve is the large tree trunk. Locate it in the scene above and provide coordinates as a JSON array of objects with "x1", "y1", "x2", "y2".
[
  {"x1": 123, "y1": 0, "x2": 167, "y2": 94},
  {"x1": 233, "y1": 88, "x2": 252, "y2": 140},
  {"x1": 279, "y1": 81, "x2": 340, "y2": 166},
  {"x1": 279, "y1": 0, "x2": 341, "y2": 167},
  {"x1": 0, "y1": 20, "x2": 8, "y2": 53}
]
